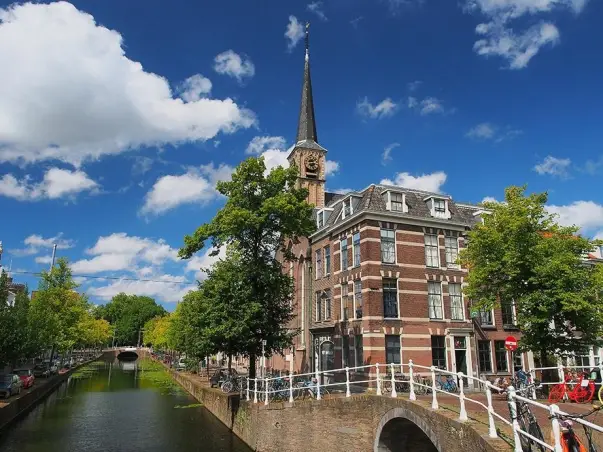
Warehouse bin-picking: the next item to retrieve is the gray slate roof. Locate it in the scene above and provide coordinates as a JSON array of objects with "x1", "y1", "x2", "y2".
[{"x1": 316, "y1": 184, "x2": 483, "y2": 233}]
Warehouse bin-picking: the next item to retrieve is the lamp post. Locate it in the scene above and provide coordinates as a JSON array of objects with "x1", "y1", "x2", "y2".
[{"x1": 261, "y1": 340, "x2": 267, "y2": 378}]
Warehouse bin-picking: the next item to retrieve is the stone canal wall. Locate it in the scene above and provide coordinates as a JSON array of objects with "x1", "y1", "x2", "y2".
[
  {"x1": 0, "y1": 357, "x2": 100, "y2": 433},
  {"x1": 168, "y1": 370, "x2": 507, "y2": 452}
]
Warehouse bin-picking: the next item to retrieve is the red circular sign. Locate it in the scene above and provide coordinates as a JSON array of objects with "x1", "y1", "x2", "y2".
[{"x1": 504, "y1": 336, "x2": 518, "y2": 351}]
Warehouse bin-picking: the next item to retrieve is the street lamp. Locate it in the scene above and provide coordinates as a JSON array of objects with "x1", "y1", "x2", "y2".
[{"x1": 261, "y1": 340, "x2": 267, "y2": 378}]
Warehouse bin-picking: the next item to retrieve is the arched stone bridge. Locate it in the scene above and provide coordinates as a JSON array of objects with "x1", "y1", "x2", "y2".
[{"x1": 170, "y1": 371, "x2": 511, "y2": 452}]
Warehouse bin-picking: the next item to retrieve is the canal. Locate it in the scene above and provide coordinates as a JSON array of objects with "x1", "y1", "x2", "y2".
[{"x1": 0, "y1": 357, "x2": 252, "y2": 452}]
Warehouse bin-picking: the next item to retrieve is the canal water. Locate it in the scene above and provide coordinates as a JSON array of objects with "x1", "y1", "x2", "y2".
[{"x1": 0, "y1": 358, "x2": 252, "y2": 452}]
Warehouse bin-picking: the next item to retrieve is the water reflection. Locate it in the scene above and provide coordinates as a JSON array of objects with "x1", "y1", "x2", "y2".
[{"x1": 0, "y1": 357, "x2": 251, "y2": 452}]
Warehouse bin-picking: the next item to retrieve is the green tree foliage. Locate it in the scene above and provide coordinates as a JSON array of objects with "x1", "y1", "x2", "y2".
[
  {"x1": 178, "y1": 157, "x2": 315, "y2": 377},
  {"x1": 78, "y1": 315, "x2": 112, "y2": 348},
  {"x1": 28, "y1": 258, "x2": 90, "y2": 355},
  {"x1": 143, "y1": 315, "x2": 172, "y2": 349},
  {"x1": 0, "y1": 272, "x2": 33, "y2": 366},
  {"x1": 97, "y1": 293, "x2": 166, "y2": 346},
  {"x1": 461, "y1": 186, "x2": 603, "y2": 364}
]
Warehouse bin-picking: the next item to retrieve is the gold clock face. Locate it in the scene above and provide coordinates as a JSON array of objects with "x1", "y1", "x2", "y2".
[{"x1": 305, "y1": 155, "x2": 319, "y2": 172}]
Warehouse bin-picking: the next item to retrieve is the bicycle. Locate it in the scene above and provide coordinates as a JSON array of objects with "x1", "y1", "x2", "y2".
[
  {"x1": 549, "y1": 371, "x2": 595, "y2": 405},
  {"x1": 550, "y1": 405, "x2": 601, "y2": 452},
  {"x1": 509, "y1": 383, "x2": 546, "y2": 452}
]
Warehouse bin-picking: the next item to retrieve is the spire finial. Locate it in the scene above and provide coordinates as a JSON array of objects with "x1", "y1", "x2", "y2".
[{"x1": 305, "y1": 22, "x2": 310, "y2": 61}]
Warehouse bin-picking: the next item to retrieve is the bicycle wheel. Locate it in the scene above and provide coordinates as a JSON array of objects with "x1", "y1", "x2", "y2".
[
  {"x1": 221, "y1": 381, "x2": 234, "y2": 393},
  {"x1": 598, "y1": 384, "x2": 603, "y2": 405},
  {"x1": 548, "y1": 384, "x2": 566, "y2": 404},
  {"x1": 382, "y1": 380, "x2": 392, "y2": 394},
  {"x1": 572, "y1": 384, "x2": 595, "y2": 404}
]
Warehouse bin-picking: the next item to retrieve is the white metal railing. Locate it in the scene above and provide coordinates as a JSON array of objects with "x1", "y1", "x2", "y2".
[{"x1": 240, "y1": 359, "x2": 603, "y2": 451}]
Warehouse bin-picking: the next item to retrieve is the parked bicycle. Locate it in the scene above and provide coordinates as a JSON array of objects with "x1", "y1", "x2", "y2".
[
  {"x1": 549, "y1": 370, "x2": 595, "y2": 404},
  {"x1": 550, "y1": 405, "x2": 601, "y2": 452},
  {"x1": 436, "y1": 374, "x2": 458, "y2": 393},
  {"x1": 509, "y1": 383, "x2": 546, "y2": 452}
]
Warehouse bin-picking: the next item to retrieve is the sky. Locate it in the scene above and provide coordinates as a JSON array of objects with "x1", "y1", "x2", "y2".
[{"x1": 0, "y1": 0, "x2": 601, "y2": 309}]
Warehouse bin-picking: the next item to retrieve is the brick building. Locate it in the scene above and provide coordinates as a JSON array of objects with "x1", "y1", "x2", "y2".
[{"x1": 271, "y1": 29, "x2": 533, "y2": 387}]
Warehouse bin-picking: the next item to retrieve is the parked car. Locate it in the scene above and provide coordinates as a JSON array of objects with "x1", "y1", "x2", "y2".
[
  {"x1": 32, "y1": 364, "x2": 50, "y2": 378},
  {"x1": 14, "y1": 369, "x2": 35, "y2": 389},
  {"x1": 0, "y1": 374, "x2": 22, "y2": 398}
]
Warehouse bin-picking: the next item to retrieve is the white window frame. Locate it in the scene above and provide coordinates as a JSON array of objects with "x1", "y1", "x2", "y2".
[
  {"x1": 352, "y1": 232, "x2": 361, "y2": 267},
  {"x1": 316, "y1": 292, "x2": 322, "y2": 322},
  {"x1": 425, "y1": 196, "x2": 451, "y2": 219},
  {"x1": 380, "y1": 228, "x2": 396, "y2": 264},
  {"x1": 444, "y1": 235, "x2": 460, "y2": 269},
  {"x1": 340, "y1": 238, "x2": 348, "y2": 271},
  {"x1": 424, "y1": 233, "x2": 440, "y2": 268},
  {"x1": 382, "y1": 191, "x2": 407, "y2": 213},
  {"x1": 382, "y1": 278, "x2": 399, "y2": 319},
  {"x1": 315, "y1": 249, "x2": 323, "y2": 280},
  {"x1": 501, "y1": 299, "x2": 518, "y2": 327},
  {"x1": 353, "y1": 279, "x2": 362, "y2": 319},
  {"x1": 427, "y1": 281, "x2": 443, "y2": 320},
  {"x1": 494, "y1": 340, "x2": 510, "y2": 373},
  {"x1": 324, "y1": 245, "x2": 331, "y2": 275},
  {"x1": 448, "y1": 283, "x2": 464, "y2": 320},
  {"x1": 323, "y1": 290, "x2": 331, "y2": 320},
  {"x1": 478, "y1": 340, "x2": 493, "y2": 374},
  {"x1": 341, "y1": 197, "x2": 356, "y2": 220},
  {"x1": 479, "y1": 308, "x2": 495, "y2": 327},
  {"x1": 317, "y1": 211, "x2": 324, "y2": 228}
]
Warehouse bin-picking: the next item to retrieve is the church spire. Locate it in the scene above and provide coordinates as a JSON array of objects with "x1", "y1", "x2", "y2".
[{"x1": 295, "y1": 22, "x2": 318, "y2": 145}]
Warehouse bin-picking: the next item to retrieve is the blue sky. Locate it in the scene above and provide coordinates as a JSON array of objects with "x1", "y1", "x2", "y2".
[{"x1": 0, "y1": 0, "x2": 601, "y2": 309}]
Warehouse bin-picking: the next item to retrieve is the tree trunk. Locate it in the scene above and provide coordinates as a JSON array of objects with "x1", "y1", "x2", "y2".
[
  {"x1": 249, "y1": 353, "x2": 256, "y2": 379},
  {"x1": 228, "y1": 353, "x2": 232, "y2": 372}
]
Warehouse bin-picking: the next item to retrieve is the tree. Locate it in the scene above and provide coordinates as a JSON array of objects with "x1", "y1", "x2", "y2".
[
  {"x1": 0, "y1": 272, "x2": 33, "y2": 366},
  {"x1": 461, "y1": 186, "x2": 603, "y2": 366},
  {"x1": 28, "y1": 258, "x2": 90, "y2": 358},
  {"x1": 78, "y1": 314, "x2": 111, "y2": 349},
  {"x1": 97, "y1": 293, "x2": 166, "y2": 346},
  {"x1": 179, "y1": 157, "x2": 315, "y2": 377},
  {"x1": 143, "y1": 315, "x2": 171, "y2": 349}
]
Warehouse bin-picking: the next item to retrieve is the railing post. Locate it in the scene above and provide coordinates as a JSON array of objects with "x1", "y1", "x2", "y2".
[
  {"x1": 529, "y1": 369, "x2": 537, "y2": 399},
  {"x1": 264, "y1": 376, "x2": 269, "y2": 406},
  {"x1": 345, "y1": 367, "x2": 351, "y2": 397},
  {"x1": 485, "y1": 382, "x2": 497, "y2": 438},
  {"x1": 316, "y1": 370, "x2": 322, "y2": 400},
  {"x1": 430, "y1": 366, "x2": 438, "y2": 410},
  {"x1": 246, "y1": 377, "x2": 250, "y2": 401},
  {"x1": 458, "y1": 372, "x2": 468, "y2": 421},
  {"x1": 408, "y1": 360, "x2": 416, "y2": 401},
  {"x1": 289, "y1": 370, "x2": 294, "y2": 404},
  {"x1": 376, "y1": 363, "x2": 382, "y2": 396},
  {"x1": 390, "y1": 362, "x2": 397, "y2": 398},
  {"x1": 253, "y1": 378, "x2": 258, "y2": 404},
  {"x1": 507, "y1": 386, "x2": 523, "y2": 452},
  {"x1": 557, "y1": 364, "x2": 564, "y2": 384},
  {"x1": 550, "y1": 404, "x2": 563, "y2": 452}
]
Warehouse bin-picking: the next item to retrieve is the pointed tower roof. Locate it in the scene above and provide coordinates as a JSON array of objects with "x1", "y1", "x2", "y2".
[{"x1": 293, "y1": 23, "x2": 325, "y2": 153}]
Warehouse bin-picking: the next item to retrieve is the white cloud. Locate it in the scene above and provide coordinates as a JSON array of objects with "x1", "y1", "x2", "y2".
[
  {"x1": 140, "y1": 163, "x2": 233, "y2": 216},
  {"x1": 466, "y1": 122, "x2": 496, "y2": 139},
  {"x1": 546, "y1": 201, "x2": 603, "y2": 232},
  {"x1": 382, "y1": 143, "x2": 400, "y2": 164},
  {"x1": 0, "y1": 2, "x2": 255, "y2": 166},
  {"x1": 35, "y1": 255, "x2": 53, "y2": 265},
  {"x1": 465, "y1": 0, "x2": 584, "y2": 69},
  {"x1": 71, "y1": 233, "x2": 180, "y2": 274},
  {"x1": 595, "y1": 230, "x2": 603, "y2": 240},
  {"x1": 87, "y1": 275, "x2": 195, "y2": 304},
  {"x1": 357, "y1": 97, "x2": 397, "y2": 119},
  {"x1": 481, "y1": 196, "x2": 499, "y2": 203},
  {"x1": 381, "y1": 171, "x2": 447, "y2": 193},
  {"x1": 307, "y1": 2, "x2": 327, "y2": 21},
  {"x1": 178, "y1": 74, "x2": 212, "y2": 102},
  {"x1": 185, "y1": 245, "x2": 227, "y2": 280},
  {"x1": 0, "y1": 168, "x2": 98, "y2": 201},
  {"x1": 213, "y1": 50, "x2": 255, "y2": 82},
  {"x1": 11, "y1": 233, "x2": 74, "y2": 256},
  {"x1": 534, "y1": 155, "x2": 571, "y2": 177},
  {"x1": 407, "y1": 80, "x2": 422, "y2": 92},
  {"x1": 407, "y1": 96, "x2": 452, "y2": 115},
  {"x1": 325, "y1": 160, "x2": 340, "y2": 176},
  {"x1": 246, "y1": 136, "x2": 287, "y2": 155},
  {"x1": 285, "y1": 16, "x2": 305, "y2": 51}
]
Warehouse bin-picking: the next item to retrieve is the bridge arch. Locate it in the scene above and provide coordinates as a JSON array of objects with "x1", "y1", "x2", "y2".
[
  {"x1": 117, "y1": 351, "x2": 138, "y2": 361},
  {"x1": 374, "y1": 407, "x2": 439, "y2": 452}
]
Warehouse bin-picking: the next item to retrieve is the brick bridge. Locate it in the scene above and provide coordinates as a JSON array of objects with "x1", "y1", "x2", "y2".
[{"x1": 170, "y1": 371, "x2": 510, "y2": 452}]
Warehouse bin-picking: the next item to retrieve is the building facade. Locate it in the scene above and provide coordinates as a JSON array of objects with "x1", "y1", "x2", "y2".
[{"x1": 272, "y1": 30, "x2": 534, "y2": 386}]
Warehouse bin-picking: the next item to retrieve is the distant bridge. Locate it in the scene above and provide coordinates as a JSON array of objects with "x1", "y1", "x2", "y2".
[{"x1": 103, "y1": 347, "x2": 146, "y2": 360}]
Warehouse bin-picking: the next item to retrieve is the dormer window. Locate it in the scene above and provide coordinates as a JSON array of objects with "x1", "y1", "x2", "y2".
[
  {"x1": 382, "y1": 191, "x2": 408, "y2": 213},
  {"x1": 317, "y1": 211, "x2": 324, "y2": 228},
  {"x1": 341, "y1": 197, "x2": 357, "y2": 220},
  {"x1": 425, "y1": 196, "x2": 451, "y2": 219},
  {"x1": 434, "y1": 199, "x2": 446, "y2": 217}
]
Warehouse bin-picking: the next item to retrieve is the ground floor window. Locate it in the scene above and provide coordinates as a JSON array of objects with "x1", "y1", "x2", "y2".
[
  {"x1": 431, "y1": 335, "x2": 446, "y2": 370},
  {"x1": 342, "y1": 335, "x2": 349, "y2": 368},
  {"x1": 385, "y1": 335, "x2": 401, "y2": 365},
  {"x1": 355, "y1": 335, "x2": 363, "y2": 367},
  {"x1": 478, "y1": 340, "x2": 492, "y2": 373},
  {"x1": 494, "y1": 340, "x2": 508, "y2": 372}
]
